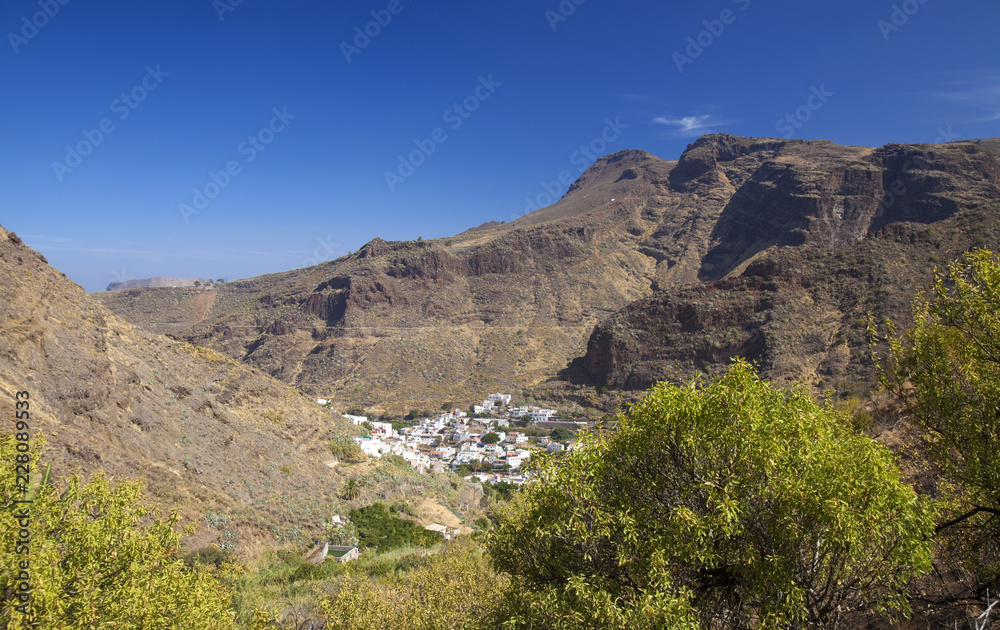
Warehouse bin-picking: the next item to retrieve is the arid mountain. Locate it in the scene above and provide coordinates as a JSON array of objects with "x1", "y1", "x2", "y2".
[
  {"x1": 105, "y1": 276, "x2": 209, "y2": 291},
  {"x1": 568, "y1": 137, "x2": 1000, "y2": 402},
  {"x1": 95, "y1": 135, "x2": 1000, "y2": 414},
  {"x1": 0, "y1": 226, "x2": 361, "y2": 549}
]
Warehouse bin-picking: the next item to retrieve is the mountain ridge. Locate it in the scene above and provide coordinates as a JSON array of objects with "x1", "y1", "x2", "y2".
[
  {"x1": 0, "y1": 225, "x2": 361, "y2": 550},
  {"x1": 93, "y1": 134, "x2": 1000, "y2": 414}
]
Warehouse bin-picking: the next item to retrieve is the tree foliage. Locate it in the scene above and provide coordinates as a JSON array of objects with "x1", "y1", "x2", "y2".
[
  {"x1": 872, "y1": 248, "x2": 1000, "y2": 591},
  {"x1": 321, "y1": 539, "x2": 506, "y2": 630},
  {"x1": 548, "y1": 427, "x2": 575, "y2": 444},
  {"x1": 0, "y1": 434, "x2": 235, "y2": 629},
  {"x1": 486, "y1": 361, "x2": 934, "y2": 629},
  {"x1": 349, "y1": 503, "x2": 439, "y2": 552}
]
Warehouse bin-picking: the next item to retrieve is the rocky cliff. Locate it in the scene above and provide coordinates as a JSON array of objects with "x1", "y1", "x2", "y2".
[{"x1": 94, "y1": 135, "x2": 1000, "y2": 414}]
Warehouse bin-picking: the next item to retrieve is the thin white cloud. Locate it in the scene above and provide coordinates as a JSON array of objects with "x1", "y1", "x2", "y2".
[
  {"x1": 18, "y1": 234, "x2": 75, "y2": 244},
  {"x1": 34, "y1": 245, "x2": 297, "y2": 264},
  {"x1": 652, "y1": 114, "x2": 722, "y2": 137},
  {"x1": 924, "y1": 70, "x2": 1000, "y2": 124}
]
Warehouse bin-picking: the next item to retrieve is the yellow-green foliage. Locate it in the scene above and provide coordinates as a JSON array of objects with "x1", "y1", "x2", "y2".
[
  {"x1": 262, "y1": 409, "x2": 286, "y2": 424},
  {"x1": 0, "y1": 434, "x2": 236, "y2": 629},
  {"x1": 873, "y1": 248, "x2": 1000, "y2": 585},
  {"x1": 487, "y1": 361, "x2": 934, "y2": 629},
  {"x1": 329, "y1": 436, "x2": 367, "y2": 464},
  {"x1": 176, "y1": 340, "x2": 233, "y2": 366},
  {"x1": 320, "y1": 538, "x2": 506, "y2": 630}
]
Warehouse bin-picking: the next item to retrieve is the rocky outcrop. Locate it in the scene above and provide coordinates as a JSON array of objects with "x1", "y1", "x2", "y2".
[{"x1": 96, "y1": 135, "x2": 1000, "y2": 412}]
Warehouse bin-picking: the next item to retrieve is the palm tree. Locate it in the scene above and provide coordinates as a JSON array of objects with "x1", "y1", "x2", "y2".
[{"x1": 340, "y1": 478, "x2": 361, "y2": 501}]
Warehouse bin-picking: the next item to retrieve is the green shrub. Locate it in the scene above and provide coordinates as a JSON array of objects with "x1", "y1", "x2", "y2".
[
  {"x1": 329, "y1": 436, "x2": 366, "y2": 464},
  {"x1": 321, "y1": 539, "x2": 505, "y2": 630},
  {"x1": 487, "y1": 361, "x2": 934, "y2": 629},
  {"x1": 350, "y1": 503, "x2": 439, "y2": 552},
  {"x1": 0, "y1": 434, "x2": 236, "y2": 629}
]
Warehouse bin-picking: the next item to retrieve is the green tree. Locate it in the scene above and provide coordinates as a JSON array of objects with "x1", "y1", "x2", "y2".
[
  {"x1": 486, "y1": 361, "x2": 934, "y2": 629},
  {"x1": 349, "y1": 503, "x2": 438, "y2": 552},
  {"x1": 872, "y1": 249, "x2": 1000, "y2": 591},
  {"x1": 0, "y1": 434, "x2": 235, "y2": 629},
  {"x1": 321, "y1": 538, "x2": 506, "y2": 630},
  {"x1": 329, "y1": 436, "x2": 367, "y2": 464},
  {"x1": 481, "y1": 432, "x2": 500, "y2": 445},
  {"x1": 340, "y1": 477, "x2": 362, "y2": 501},
  {"x1": 548, "y1": 427, "x2": 575, "y2": 444}
]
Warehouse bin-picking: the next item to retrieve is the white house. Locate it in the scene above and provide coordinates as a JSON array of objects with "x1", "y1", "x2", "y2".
[
  {"x1": 370, "y1": 421, "x2": 396, "y2": 437},
  {"x1": 506, "y1": 432, "x2": 528, "y2": 444},
  {"x1": 529, "y1": 412, "x2": 557, "y2": 423},
  {"x1": 355, "y1": 437, "x2": 385, "y2": 457},
  {"x1": 419, "y1": 417, "x2": 446, "y2": 432},
  {"x1": 488, "y1": 393, "x2": 512, "y2": 405},
  {"x1": 343, "y1": 414, "x2": 368, "y2": 425}
]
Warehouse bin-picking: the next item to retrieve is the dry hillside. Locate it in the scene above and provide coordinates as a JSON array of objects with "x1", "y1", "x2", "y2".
[{"x1": 94, "y1": 135, "x2": 1000, "y2": 414}]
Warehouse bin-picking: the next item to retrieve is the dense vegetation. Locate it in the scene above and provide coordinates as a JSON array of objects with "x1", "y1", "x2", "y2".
[
  {"x1": 0, "y1": 436, "x2": 235, "y2": 629},
  {"x1": 6, "y1": 249, "x2": 1000, "y2": 628},
  {"x1": 487, "y1": 361, "x2": 934, "y2": 629},
  {"x1": 873, "y1": 248, "x2": 1000, "y2": 606},
  {"x1": 349, "y1": 502, "x2": 440, "y2": 552}
]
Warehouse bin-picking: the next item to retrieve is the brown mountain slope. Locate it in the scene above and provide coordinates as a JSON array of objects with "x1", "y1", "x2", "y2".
[
  {"x1": 0, "y1": 225, "x2": 361, "y2": 549},
  {"x1": 567, "y1": 138, "x2": 1000, "y2": 403},
  {"x1": 95, "y1": 135, "x2": 1000, "y2": 414}
]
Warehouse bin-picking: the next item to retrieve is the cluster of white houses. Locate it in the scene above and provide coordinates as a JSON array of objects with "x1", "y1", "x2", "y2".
[{"x1": 327, "y1": 394, "x2": 577, "y2": 483}]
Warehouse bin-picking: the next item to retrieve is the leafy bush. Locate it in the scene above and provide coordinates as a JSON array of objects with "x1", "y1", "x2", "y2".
[
  {"x1": 329, "y1": 436, "x2": 366, "y2": 464},
  {"x1": 349, "y1": 503, "x2": 438, "y2": 552},
  {"x1": 183, "y1": 545, "x2": 236, "y2": 569},
  {"x1": 0, "y1": 434, "x2": 236, "y2": 629},
  {"x1": 873, "y1": 248, "x2": 1000, "y2": 594},
  {"x1": 321, "y1": 539, "x2": 505, "y2": 630},
  {"x1": 487, "y1": 361, "x2": 934, "y2": 629},
  {"x1": 548, "y1": 427, "x2": 576, "y2": 443}
]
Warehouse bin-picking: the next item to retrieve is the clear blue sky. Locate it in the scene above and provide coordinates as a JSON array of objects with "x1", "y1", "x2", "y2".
[{"x1": 2, "y1": 0, "x2": 998, "y2": 292}]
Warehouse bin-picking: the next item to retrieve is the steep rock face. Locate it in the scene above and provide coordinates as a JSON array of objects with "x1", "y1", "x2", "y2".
[
  {"x1": 669, "y1": 134, "x2": 785, "y2": 187},
  {"x1": 96, "y1": 135, "x2": 1000, "y2": 412},
  {"x1": 575, "y1": 204, "x2": 1000, "y2": 397}
]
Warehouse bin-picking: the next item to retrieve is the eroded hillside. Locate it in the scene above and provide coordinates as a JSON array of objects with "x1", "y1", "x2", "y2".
[
  {"x1": 95, "y1": 135, "x2": 1000, "y2": 413},
  {"x1": 0, "y1": 226, "x2": 361, "y2": 549}
]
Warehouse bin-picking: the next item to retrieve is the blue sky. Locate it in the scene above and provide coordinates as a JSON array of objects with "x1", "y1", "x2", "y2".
[{"x1": 2, "y1": 0, "x2": 998, "y2": 292}]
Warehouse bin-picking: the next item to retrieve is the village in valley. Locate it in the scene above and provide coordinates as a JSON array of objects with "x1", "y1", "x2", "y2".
[{"x1": 315, "y1": 393, "x2": 591, "y2": 486}]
